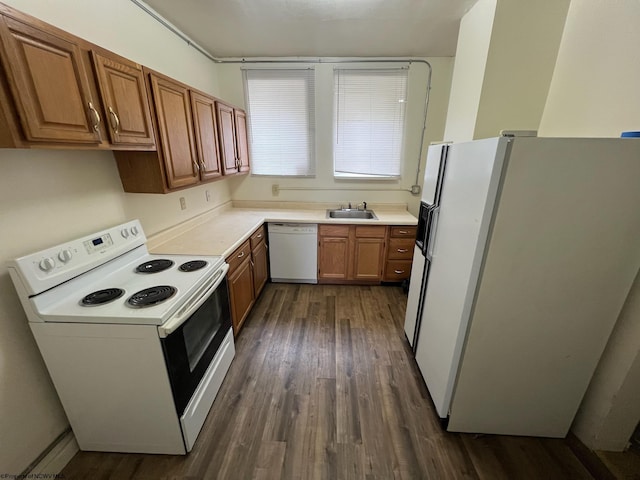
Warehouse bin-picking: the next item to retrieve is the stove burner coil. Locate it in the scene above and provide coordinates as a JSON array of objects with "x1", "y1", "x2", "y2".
[
  {"x1": 127, "y1": 286, "x2": 177, "y2": 308},
  {"x1": 179, "y1": 260, "x2": 208, "y2": 272},
  {"x1": 136, "y1": 259, "x2": 175, "y2": 274},
  {"x1": 81, "y1": 288, "x2": 125, "y2": 306}
]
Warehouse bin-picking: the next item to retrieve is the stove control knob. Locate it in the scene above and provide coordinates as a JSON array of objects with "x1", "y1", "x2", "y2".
[
  {"x1": 38, "y1": 257, "x2": 56, "y2": 272},
  {"x1": 130, "y1": 226, "x2": 139, "y2": 236},
  {"x1": 58, "y1": 249, "x2": 73, "y2": 263},
  {"x1": 121, "y1": 228, "x2": 129, "y2": 239}
]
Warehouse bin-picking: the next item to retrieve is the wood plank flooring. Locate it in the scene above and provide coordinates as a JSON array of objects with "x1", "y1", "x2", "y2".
[{"x1": 61, "y1": 283, "x2": 614, "y2": 479}]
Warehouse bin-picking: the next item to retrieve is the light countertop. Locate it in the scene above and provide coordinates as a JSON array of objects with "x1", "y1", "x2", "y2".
[{"x1": 148, "y1": 203, "x2": 417, "y2": 259}]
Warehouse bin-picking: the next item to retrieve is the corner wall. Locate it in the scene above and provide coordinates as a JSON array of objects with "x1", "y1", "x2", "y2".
[
  {"x1": 538, "y1": 0, "x2": 640, "y2": 451},
  {"x1": 442, "y1": 0, "x2": 496, "y2": 142},
  {"x1": 443, "y1": 0, "x2": 570, "y2": 142}
]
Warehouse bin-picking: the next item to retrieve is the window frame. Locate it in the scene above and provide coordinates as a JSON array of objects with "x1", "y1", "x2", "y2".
[
  {"x1": 242, "y1": 67, "x2": 316, "y2": 177},
  {"x1": 332, "y1": 67, "x2": 409, "y2": 180}
]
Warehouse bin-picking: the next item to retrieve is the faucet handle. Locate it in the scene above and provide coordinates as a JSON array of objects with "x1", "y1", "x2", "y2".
[{"x1": 363, "y1": 201, "x2": 367, "y2": 210}]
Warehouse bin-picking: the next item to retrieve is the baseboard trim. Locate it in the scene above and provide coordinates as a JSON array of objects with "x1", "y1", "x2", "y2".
[{"x1": 27, "y1": 429, "x2": 79, "y2": 476}]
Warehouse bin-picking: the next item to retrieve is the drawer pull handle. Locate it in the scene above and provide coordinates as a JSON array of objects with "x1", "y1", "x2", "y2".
[
  {"x1": 257, "y1": 234, "x2": 262, "y2": 238},
  {"x1": 397, "y1": 248, "x2": 408, "y2": 253},
  {"x1": 398, "y1": 230, "x2": 408, "y2": 234},
  {"x1": 394, "y1": 269, "x2": 405, "y2": 274},
  {"x1": 237, "y1": 251, "x2": 245, "y2": 259}
]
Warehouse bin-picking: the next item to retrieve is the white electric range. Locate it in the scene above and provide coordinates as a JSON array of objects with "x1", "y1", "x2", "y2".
[{"x1": 8, "y1": 220, "x2": 235, "y2": 454}]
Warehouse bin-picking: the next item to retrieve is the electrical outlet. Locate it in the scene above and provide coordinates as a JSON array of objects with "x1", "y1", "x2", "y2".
[
  {"x1": 272, "y1": 184, "x2": 280, "y2": 196},
  {"x1": 179, "y1": 197, "x2": 187, "y2": 210},
  {"x1": 205, "y1": 190, "x2": 211, "y2": 202}
]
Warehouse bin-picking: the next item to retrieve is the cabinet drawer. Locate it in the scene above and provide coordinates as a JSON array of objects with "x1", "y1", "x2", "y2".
[
  {"x1": 226, "y1": 239, "x2": 251, "y2": 273},
  {"x1": 390, "y1": 226, "x2": 417, "y2": 238},
  {"x1": 355, "y1": 225, "x2": 386, "y2": 238},
  {"x1": 319, "y1": 224, "x2": 349, "y2": 237},
  {"x1": 384, "y1": 260, "x2": 412, "y2": 281},
  {"x1": 250, "y1": 224, "x2": 266, "y2": 250},
  {"x1": 387, "y1": 238, "x2": 415, "y2": 260}
]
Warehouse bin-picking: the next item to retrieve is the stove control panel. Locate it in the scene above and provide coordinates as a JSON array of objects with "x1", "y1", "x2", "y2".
[
  {"x1": 8, "y1": 220, "x2": 147, "y2": 296},
  {"x1": 83, "y1": 233, "x2": 114, "y2": 255}
]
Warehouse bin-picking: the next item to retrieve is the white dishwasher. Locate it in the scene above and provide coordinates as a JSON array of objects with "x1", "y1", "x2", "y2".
[{"x1": 267, "y1": 223, "x2": 318, "y2": 283}]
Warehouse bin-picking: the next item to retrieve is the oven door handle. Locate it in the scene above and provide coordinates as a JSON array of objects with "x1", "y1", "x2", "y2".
[{"x1": 158, "y1": 263, "x2": 230, "y2": 338}]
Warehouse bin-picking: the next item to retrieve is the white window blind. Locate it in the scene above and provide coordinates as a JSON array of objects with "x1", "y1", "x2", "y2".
[
  {"x1": 333, "y1": 68, "x2": 408, "y2": 178},
  {"x1": 243, "y1": 69, "x2": 315, "y2": 176}
]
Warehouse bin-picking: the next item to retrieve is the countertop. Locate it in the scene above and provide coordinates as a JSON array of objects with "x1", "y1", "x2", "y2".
[{"x1": 148, "y1": 202, "x2": 417, "y2": 259}]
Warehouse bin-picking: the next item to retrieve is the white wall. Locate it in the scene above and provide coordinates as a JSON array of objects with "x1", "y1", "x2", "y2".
[
  {"x1": 538, "y1": 0, "x2": 640, "y2": 451},
  {"x1": 0, "y1": 0, "x2": 230, "y2": 473},
  {"x1": 539, "y1": 0, "x2": 640, "y2": 137},
  {"x1": 473, "y1": 0, "x2": 570, "y2": 139},
  {"x1": 443, "y1": 0, "x2": 496, "y2": 142},
  {"x1": 444, "y1": 0, "x2": 570, "y2": 142},
  {"x1": 217, "y1": 58, "x2": 454, "y2": 216}
]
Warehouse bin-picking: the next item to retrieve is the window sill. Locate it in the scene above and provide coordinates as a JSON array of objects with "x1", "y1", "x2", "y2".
[{"x1": 333, "y1": 172, "x2": 400, "y2": 181}]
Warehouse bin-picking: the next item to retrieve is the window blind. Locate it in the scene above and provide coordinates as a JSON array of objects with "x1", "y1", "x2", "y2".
[
  {"x1": 333, "y1": 68, "x2": 408, "y2": 178},
  {"x1": 243, "y1": 69, "x2": 315, "y2": 176}
]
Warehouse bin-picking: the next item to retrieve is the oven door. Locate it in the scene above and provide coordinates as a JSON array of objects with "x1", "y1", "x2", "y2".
[{"x1": 159, "y1": 264, "x2": 232, "y2": 417}]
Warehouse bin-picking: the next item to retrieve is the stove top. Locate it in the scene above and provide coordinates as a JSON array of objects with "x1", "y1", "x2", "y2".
[
  {"x1": 30, "y1": 250, "x2": 225, "y2": 325},
  {"x1": 8, "y1": 220, "x2": 227, "y2": 326}
]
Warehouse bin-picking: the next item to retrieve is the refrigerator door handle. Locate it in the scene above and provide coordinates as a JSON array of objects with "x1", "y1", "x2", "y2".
[{"x1": 426, "y1": 206, "x2": 440, "y2": 261}]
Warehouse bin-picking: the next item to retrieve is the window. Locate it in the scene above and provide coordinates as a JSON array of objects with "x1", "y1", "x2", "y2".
[
  {"x1": 333, "y1": 68, "x2": 408, "y2": 178},
  {"x1": 243, "y1": 69, "x2": 315, "y2": 176}
]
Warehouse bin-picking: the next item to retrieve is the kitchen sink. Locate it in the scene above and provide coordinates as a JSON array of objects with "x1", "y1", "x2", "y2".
[{"x1": 326, "y1": 209, "x2": 378, "y2": 220}]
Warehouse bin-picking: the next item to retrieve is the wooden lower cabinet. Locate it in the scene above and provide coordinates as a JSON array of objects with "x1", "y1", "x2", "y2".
[
  {"x1": 227, "y1": 239, "x2": 255, "y2": 335},
  {"x1": 317, "y1": 225, "x2": 350, "y2": 280},
  {"x1": 318, "y1": 224, "x2": 386, "y2": 283},
  {"x1": 227, "y1": 225, "x2": 270, "y2": 337},
  {"x1": 383, "y1": 226, "x2": 417, "y2": 282},
  {"x1": 250, "y1": 225, "x2": 269, "y2": 297},
  {"x1": 353, "y1": 237, "x2": 386, "y2": 280}
]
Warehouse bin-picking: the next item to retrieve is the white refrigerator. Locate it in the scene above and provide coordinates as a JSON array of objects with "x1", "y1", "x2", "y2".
[{"x1": 404, "y1": 135, "x2": 640, "y2": 437}]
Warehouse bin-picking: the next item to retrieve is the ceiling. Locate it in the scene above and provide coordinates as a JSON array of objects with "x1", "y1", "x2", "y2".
[{"x1": 140, "y1": 0, "x2": 478, "y2": 58}]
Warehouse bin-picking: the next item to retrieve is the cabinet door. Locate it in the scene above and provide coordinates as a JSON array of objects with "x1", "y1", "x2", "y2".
[
  {"x1": 318, "y1": 237, "x2": 350, "y2": 280},
  {"x1": 91, "y1": 51, "x2": 155, "y2": 147},
  {"x1": 228, "y1": 258, "x2": 255, "y2": 336},
  {"x1": 190, "y1": 91, "x2": 222, "y2": 181},
  {"x1": 352, "y1": 237, "x2": 385, "y2": 281},
  {"x1": 0, "y1": 15, "x2": 99, "y2": 143},
  {"x1": 234, "y1": 109, "x2": 250, "y2": 174},
  {"x1": 251, "y1": 241, "x2": 268, "y2": 297},
  {"x1": 216, "y1": 101, "x2": 238, "y2": 175},
  {"x1": 149, "y1": 73, "x2": 199, "y2": 189}
]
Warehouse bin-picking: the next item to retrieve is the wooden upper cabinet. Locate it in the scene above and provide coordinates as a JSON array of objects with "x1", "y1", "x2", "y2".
[
  {"x1": 216, "y1": 101, "x2": 238, "y2": 175},
  {"x1": 190, "y1": 91, "x2": 222, "y2": 181},
  {"x1": 234, "y1": 109, "x2": 250, "y2": 174},
  {"x1": 91, "y1": 51, "x2": 154, "y2": 147},
  {"x1": 148, "y1": 73, "x2": 199, "y2": 189},
  {"x1": 0, "y1": 14, "x2": 100, "y2": 144}
]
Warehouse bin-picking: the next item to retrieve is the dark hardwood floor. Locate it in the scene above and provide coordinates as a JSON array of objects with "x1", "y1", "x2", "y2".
[{"x1": 62, "y1": 283, "x2": 614, "y2": 479}]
